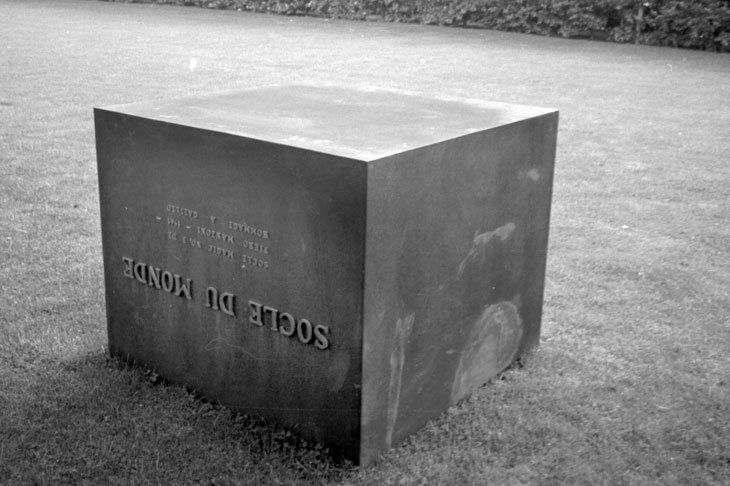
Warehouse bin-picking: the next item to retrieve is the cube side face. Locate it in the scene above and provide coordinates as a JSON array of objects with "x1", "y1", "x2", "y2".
[
  {"x1": 95, "y1": 110, "x2": 366, "y2": 460},
  {"x1": 361, "y1": 112, "x2": 558, "y2": 464}
]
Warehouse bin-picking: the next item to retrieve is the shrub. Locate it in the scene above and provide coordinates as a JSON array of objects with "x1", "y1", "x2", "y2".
[
  {"x1": 102, "y1": 0, "x2": 730, "y2": 52},
  {"x1": 641, "y1": 0, "x2": 730, "y2": 50}
]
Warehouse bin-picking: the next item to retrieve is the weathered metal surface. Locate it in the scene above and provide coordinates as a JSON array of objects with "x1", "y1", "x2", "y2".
[{"x1": 94, "y1": 85, "x2": 558, "y2": 465}]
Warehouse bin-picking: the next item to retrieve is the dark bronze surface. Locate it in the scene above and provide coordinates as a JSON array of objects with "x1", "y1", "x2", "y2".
[{"x1": 94, "y1": 85, "x2": 558, "y2": 465}]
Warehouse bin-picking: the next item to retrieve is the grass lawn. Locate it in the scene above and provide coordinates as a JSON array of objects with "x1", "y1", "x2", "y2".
[{"x1": 1, "y1": 0, "x2": 729, "y2": 484}]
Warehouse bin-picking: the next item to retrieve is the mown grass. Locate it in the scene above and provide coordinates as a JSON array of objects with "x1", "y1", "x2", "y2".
[{"x1": 1, "y1": 0, "x2": 729, "y2": 484}]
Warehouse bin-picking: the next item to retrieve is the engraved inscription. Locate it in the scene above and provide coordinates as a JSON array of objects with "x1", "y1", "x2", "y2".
[
  {"x1": 208, "y1": 245, "x2": 234, "y2": 259},
  {"x1": 182, "y1": 236, "x2": 201, "y2": 248},
  {"x1": 166, "y1": 204, "x2": 198, "y2": 218},
  {"x1": 229, "y1": 221, "x2": 269, "y2": 239},
  {"x1": 248, "y1": 300, "x2": 330, "y2": 350},
  {"x1": 242, "y1": 254, "x2": 269, "y2": 269},
  {"x1": 278, "y1": 312, "x2": 296, "y2": 337},
  {"x1": 120, "y1": 256, "x2": 330, "y2": 350},
  {"x1": 159, "y1": 203, "x2": 272, "y2": 270},
  {"x1": 205, "y1": 286, "x2": 235, "y2": 317},
  {"x1": 241, "y1": 240, "x2": 269, "y2": 254},
  {"x1": 197, "y1": 226, "x2": 235, "y2": 244},
  {"x1": 122, "y1": 256, "x2": 192, "y2": 300}
]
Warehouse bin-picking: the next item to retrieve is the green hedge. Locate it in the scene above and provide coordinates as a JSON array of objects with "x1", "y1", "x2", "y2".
[{"x1": 108, "y1": 0, "x2": 730, "y2": 52}]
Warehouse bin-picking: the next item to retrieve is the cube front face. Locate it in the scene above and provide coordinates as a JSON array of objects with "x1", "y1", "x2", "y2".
[
  {"x1": 95, "y1": 110, "x2": 366, "y2": 458},
  {"x1": 95, "y1": 86, "x2": 558, "y2": 465}
]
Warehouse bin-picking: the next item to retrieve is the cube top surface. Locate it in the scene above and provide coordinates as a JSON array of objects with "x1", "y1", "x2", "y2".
[{"x1": 98, "y1": 85, "x2": 555, "y2": 161}]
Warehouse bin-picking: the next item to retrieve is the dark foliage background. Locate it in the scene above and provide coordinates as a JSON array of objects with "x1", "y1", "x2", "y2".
[{"x1": 104, "y1": 0, "x2": 730, "y2": 52}]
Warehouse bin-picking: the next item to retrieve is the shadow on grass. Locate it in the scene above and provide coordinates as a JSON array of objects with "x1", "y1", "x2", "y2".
[{"x1": 1, "y1": 351, "x2": 351, "y2": 485}]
